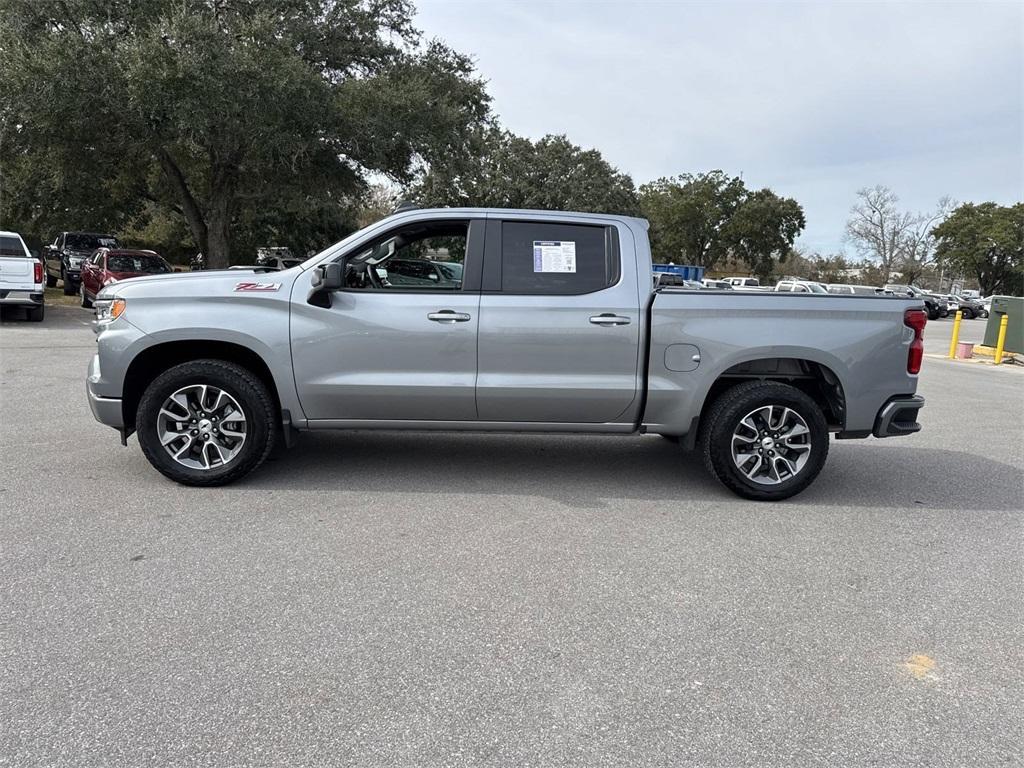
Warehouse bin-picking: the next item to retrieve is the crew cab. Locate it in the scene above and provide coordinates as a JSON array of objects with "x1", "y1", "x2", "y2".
[
  {"x1": 86, "y1": 208, "x2": 927, "y2": 501},
  {"x1": 43, "y1": 231, "x2": 121, "y2": 295},
  {"x1": 0, "y1": 230, "x2": 45, "y2": 321}
]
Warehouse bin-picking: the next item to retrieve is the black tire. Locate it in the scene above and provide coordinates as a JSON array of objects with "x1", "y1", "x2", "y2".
[
  {"x1": 45, "y1": 270, "x2": 57, "y2": 288},
  {"x1": 700, "y1": 380, "x2": 829, "y2": 501},
  {"x1": 960, "y1": 308, "x2": 974, "y2": 320},
  {"x1": 80, "y1": 283, "x2": 93, "y2": 309},
  {"x1": 26, "y1": 304, "x2": 44, "y2": 322},
  {"x1": 136, "y1": 359, "x2": 278, "y2": 487},
  {"x1": 926, "y1": 306, "x2": 939, "y2": 321},
  {"x1": 61, "y1": 269, "x2": 75, "y2": 295}
]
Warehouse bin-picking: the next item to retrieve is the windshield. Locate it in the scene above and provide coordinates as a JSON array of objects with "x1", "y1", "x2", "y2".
[
  {"x1": 67, "y1": 234, "x2": 119, "y2": 251},
  {"x1": 807, "y1": 282, "x2": 828, "y2": 294},
  {"x1": 107, "y1": 254, "x2": 170, "y2": 274},
  {"x1": 0, "y1": 235, "x2": 28, "y2": 257}
]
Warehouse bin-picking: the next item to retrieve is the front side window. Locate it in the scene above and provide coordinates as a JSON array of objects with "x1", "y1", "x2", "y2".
[
  {"x1": 499, "y1": 221, "x2": 617, "y2": 295},
  {"x1": 343, "y1": 221, "x2": 468, "y2": 291}
]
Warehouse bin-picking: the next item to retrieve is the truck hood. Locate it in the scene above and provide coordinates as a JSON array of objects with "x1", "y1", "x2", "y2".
[{"x1": 98, "y1": 267, "x2": 299, "y2": 301}]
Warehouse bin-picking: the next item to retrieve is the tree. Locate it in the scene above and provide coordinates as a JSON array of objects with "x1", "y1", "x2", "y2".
[
  {"x1": 0, "y1": 0, "x2": 490, "y2": 267},
  {"x1": 638, "y1": 171, "x2": 804, "y2": 276},
  {"x1": 845, "y1": 186, "x2": 951, "y2": 284},
  {"x1": 414, "y1": 129, "x2": 639, "y2": 215},
  {"x1": 932, "y1": 202, "x2": 1024, "y2": 296}
]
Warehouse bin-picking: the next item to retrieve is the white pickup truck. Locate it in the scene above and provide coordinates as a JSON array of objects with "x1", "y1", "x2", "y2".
[{"x1": 0, "y1": 231, "x2": 45, "y2": 322}]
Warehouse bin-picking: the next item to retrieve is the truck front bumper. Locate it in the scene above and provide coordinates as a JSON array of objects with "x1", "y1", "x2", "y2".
[
  {"x1": 87, "y1": 353, "x2": 124, "y2": 429},
  {"x1": 872, "y1": 395, "x2": 925, "y2": 438}
]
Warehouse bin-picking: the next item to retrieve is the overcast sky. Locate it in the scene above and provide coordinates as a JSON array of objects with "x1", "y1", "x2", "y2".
[{"x1": 414, "y1": 0, "x2": 1023, "y2": 255}]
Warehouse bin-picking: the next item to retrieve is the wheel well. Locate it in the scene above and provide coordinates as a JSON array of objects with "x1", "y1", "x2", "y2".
[
  {"x1": 699, "y1": 358, "x2": 846, "y2": 432},
  {"x1": 121, "y1": 341, "x2": 280, "y2": 431}
]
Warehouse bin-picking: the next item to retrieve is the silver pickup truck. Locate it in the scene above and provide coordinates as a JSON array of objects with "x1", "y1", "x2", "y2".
[{"x1": 86, "y1": 208, "x2": 926, "y2": 501}]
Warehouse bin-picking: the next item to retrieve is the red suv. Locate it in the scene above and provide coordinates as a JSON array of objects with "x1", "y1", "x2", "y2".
[{"x1": 80, "y1": 248, "x2": 173, "y2": 308}]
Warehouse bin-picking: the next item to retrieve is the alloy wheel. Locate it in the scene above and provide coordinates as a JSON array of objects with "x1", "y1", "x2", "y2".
[
  {"x1": 157, "y1": 384, "x2": 248, "y2": 470},
  {"x1": 730, "y1": 405, "x2": 812, "y2": 485}
]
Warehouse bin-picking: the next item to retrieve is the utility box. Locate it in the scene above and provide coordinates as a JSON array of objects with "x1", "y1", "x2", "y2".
[{"x1": 982, "y1": 296, "x2": 1024, "y2": 354}]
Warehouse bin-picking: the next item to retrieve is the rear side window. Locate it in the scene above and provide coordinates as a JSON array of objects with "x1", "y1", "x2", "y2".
[
  {"x1": 499, "y1": 222, "x2": 618, "y2": 295},
  {"x1": 0, "y1": 235, "x2": 27, "y2": 257}
]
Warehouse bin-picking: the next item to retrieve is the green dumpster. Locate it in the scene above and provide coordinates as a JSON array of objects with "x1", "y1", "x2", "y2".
[{"x1": 982, "y1": 295, "x2": 1024, "y2": 354}]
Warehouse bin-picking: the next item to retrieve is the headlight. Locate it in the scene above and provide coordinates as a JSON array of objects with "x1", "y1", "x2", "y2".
[
  {"x1": 68, "y1": 258, "x2": 82, "y2": 267},
  {"x1": 104, "y1": 277, "x2": 118, "y2": 285},
  {"x1": 94, "y1": 297, "x2": 126, "y2": 323}
]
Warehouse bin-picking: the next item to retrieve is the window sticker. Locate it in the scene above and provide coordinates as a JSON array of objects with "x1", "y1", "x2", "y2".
[{"x1": 532, "y1": 240, "x2": 576, "y2": 273}]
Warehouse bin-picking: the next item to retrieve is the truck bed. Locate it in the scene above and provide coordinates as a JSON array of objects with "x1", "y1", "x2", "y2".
[{"x1": 643, "y1": 290, "x2": 922, "y2": 436}]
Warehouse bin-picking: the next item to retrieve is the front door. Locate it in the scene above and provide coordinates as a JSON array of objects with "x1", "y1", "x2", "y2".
[
  {"x1": 476, "y1": 217, "x2": 642, "y2": 424},
  {"x1": 291, "y1": 217, "x2": 484, "y2": 422}
]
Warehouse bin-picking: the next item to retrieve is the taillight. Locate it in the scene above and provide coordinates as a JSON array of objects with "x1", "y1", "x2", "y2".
[
  {"x1": 904, "y1": 308, "x2": 927, "y2": 374},
  {"x1": 33, "y1": 261, "x2": 43, "y2": 284}
]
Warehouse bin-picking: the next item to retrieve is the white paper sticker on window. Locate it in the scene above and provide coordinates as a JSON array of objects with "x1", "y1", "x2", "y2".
[{"x1": 533, "y1": 240, "x2": 576, "y2": 273}]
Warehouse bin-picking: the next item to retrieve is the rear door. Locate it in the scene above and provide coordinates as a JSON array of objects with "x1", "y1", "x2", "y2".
[{"x1": 475, "y1": 216, "x2": 642, "y2": 424}]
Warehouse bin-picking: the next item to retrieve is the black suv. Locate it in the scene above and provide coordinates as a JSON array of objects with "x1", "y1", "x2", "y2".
[{"x1": 42, "y1": 231, "x2": 120, "y2": 295}]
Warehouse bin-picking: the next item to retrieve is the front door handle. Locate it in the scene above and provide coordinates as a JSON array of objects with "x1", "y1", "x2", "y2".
[
  {"x1": 427, "y1": 310, "x2": 471, "y2": 324},
  {"x1": 589, "y1": 313, "x2": 631, "y2": 326}
]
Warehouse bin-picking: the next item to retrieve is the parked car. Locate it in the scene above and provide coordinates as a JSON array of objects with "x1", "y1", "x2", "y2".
[
  {"x1": 701, "y1": 279, "x2": 734, "y2": 290},
  {"x1": 255, "y1": 253, "x2": 304, "y2": 271},
  {"x1": 827, "y1": 284, "x2": 880, "y2": 295},
  {"x1": 87, "y1": 207, "x2": 927, "y2": 502},
  {"x1": 653, "y1": 272, "x2": 703, "y2": 289},
  {"x1": 775, "y1": 280, "x2": 828, "y2": 294},
  {"x1": 724, "y1": 277, "x2": 767, "y2": 291},
  {"x1": 951, "y1": 295, "x2": 985, "y2": 319},
  {"x1": 884, "y1": 284, "x2": 943, "y2": 321},
  {"x1": 79, "y1": 248, "x2": 173, "y2": 308},
  {"x1": 0, "y1": 230, "x2": 44, "y2": 321},
  {"x1": 43, "y1": 231, "x2": 121, "y2": 295}
]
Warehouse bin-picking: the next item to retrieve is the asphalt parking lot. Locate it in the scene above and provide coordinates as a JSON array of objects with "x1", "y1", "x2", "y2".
[{"x1": 2, "y1": 302, "x2": 1022, "y2": 767}]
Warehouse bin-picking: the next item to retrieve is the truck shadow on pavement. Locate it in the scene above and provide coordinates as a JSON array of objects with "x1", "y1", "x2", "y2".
[{"x1": 244, "y1": 431, "x2": 1023, "y2": 511}]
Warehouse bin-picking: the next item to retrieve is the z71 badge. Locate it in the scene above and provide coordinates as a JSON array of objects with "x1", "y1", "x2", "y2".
[{"x1": 234, "y1": 282, "x2": 281, "y2": 292}]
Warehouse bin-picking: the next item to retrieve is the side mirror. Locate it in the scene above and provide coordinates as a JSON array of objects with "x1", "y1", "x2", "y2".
[
  {"x1": 311, "y1": 262, "x2": 344, "y2": 291},
  {"x1": 308, "y1": 261, "x2": 344, "y2": 307}
]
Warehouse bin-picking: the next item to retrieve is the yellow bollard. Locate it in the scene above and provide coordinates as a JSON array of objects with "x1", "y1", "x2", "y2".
[
  {"x1": 947, "y1": 310, "x2": 962, "y2": 359},
  {"x1": 994, "y1": 313, "x2": 1009, "y2": 365}
]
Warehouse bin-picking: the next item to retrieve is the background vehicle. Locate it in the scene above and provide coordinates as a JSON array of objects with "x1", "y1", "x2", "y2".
[
  {"x1": 701, "y1": 278, "x2": 734, "y2": 290},
  {"x1": 43, "y1": 232, "x2": 120, "y2": 295},
  {"x1": 827, "y1": 284, "x2": 880, "y2": 295},
  {"x1": 885, "y1": 284, "x2": 944, "y2": 320},
  {"x1": 0, "y1": 230, "x2": 45, "y2": 321},
  {"x1": 775, "y1": 280, "x2": 828, "y2": 293},
  {"x1": 87, "y1": 208, "x2": 926, "y2": 502},
  {"x1": 653, "y1": 272, "x2": 702, "y2": 289},
  {"x1": 724, "y1": 277, "x2": 767, "y2": 291},
  {"x1": 80, "y1": 248, "x2": 173, "y2": 308}
]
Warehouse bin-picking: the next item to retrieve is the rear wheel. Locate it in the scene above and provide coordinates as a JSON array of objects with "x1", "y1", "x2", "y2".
[
  {"x1": 26, "y1": 304, "x2": 44, "y2": 322},
  {"x1": 960, "y1": 308, "x2": 974, "y2": 320},
  {"x1": 701, "y1": 381, "x2": 829, "y2": 501},
  {"x1": 136, "y1": 359, "x2": 278, "y2": 487}
]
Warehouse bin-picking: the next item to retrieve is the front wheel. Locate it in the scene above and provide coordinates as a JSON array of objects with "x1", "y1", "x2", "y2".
[
  {"x1": 80, "y1": 283, "x2": 93, "y2": 309},
  {"x1": 45, "y1": 270, "x2": 57, "y2": 288},
  {"x1": 61, "y1": 269, "x2": 75, "y2": 295},
  {"x1": 136, "y1": 359, "x2": 278, "y2": 486},
  {"x1": 701, "y1": 381, "x2": 829, "y2": 501}
]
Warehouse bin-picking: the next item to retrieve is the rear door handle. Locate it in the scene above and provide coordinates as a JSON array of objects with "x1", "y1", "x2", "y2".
[
  {"x1": 427, "y1": 310, "x2": 471, "y2": 323},
  {"x1": 589, "y1": 313, "x2": 631, "y2": 326}
]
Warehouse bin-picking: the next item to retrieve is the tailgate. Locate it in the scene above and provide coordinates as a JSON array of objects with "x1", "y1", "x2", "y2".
[{"x1": 0, "y1": 257, "x2": 35, "y2": 286}]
